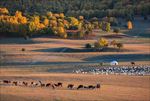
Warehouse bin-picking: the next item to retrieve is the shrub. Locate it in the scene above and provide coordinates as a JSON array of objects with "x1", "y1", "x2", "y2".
[
  {"x1": 94, "y1": 42, "x2": 101, "y2": 48},
  {"x1": 113, "y1": 28, "x2": 120, "y2": 33},
  {"x1": 99, "y1": 62, "x2": 103, "y2": 66},
  {"x1": 85, "y1": 43, "x2": 92, "y2": 48},
  {"x1": 94, "y1": 38, "x2": 108, "y2": 48},
  {"x1": 116, "y1": 43, "x2": 123, "y2": 49},
  {"x1": 101, "y1": 22, "x2": 111, "y2": 32},
  {"x1": 110, "y1": 40, "x2": 117, "y2": 47},
  {"x1": 77, "y1": 31, "x2": 84, "y2": 38},
  {"x1": 21, "y1": 48, "x2": 25, "y2": 51}
]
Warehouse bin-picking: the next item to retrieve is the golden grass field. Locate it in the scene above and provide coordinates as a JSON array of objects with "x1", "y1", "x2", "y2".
[
  {"x1": 0, "y1": 68, "x2": 150, "y2": 101},
  {"x1": 0, "y1": 20, "x2": 150, "y2": 101}
]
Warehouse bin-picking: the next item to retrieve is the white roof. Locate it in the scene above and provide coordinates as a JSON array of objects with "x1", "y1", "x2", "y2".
[{"x1": 110, "y1": 61, "x2": 118, "y2": 65}]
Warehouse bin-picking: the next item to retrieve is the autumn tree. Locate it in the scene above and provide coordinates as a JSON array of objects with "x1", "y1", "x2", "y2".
[
  {"x1": 106, "y1": 22, "x2": 111, "y2": 32},
  {"x1": 101, "y1": 22, "x2": 111, "y2": 32},
  {"x1": 43, "y1": 18, "x2": 49, "y2": 26},
  {"x1": 110, "y1": 40, "x2": 117, "y2": 48},
  {"x1": 116, "y1": 43, "x2": 123, "y2": 49},
  {"x1": 94, "y1": 38, "x2": 108, "y2": 48},
  {"x1": 57, "y1": 26, "x2": 67, "y2": 38},
  {"x1": 0, "y1": 8, "x2": 9, "y2": 15},
  {"x1": 127, "y1": 21, "x2": 133, "y2": 29}
]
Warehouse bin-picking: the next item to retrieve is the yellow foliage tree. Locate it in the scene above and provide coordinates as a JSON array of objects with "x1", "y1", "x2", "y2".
[
  {"x1": 15, "y1": 11, "x2": 22, "y2": 18},
  {"x1": 69, "y1": 17, "x2": 79, "y2": 26},
  {"x1": 46, "y1": 12, "x2": 53, "y2": 18},
  {"x1": 57, "y1": 26, "x2": 67, "y2": 38},
  {"x1": 59, "y1": 13, "x2": 65, "y2": 18},
  {"x1": 53, "y1": 13, "x2": 60, "y2": 18},
  {"x1": 18, "y1": 16, "x2": 27, "y2": 24},
  {"x1": 98, "y1": 38, "x2": 108, "y2": 47},
  {"x1": 127, "y1": 21, "x2": 133, "y2": 29},
  {"x1": 63, "y1": 20, "x2": 69, "y2": 28},
  {"x1": 32, "y1": 16, "x2": 40, "y2": 25},
  {"x1": 79, "y1": 16, "x2": 84, "y2": 21},
  {"x1": 38, "y1": 23, "x2": 45, "y2": 29},
  {"x1": 50, "y1": 19, "x2": 57, "y2": 27},
  {"x1": 58, "y1": 27, "x2": 65, "y2": 33},
  {"x1": 43, "y1": 18, "x2": 49, "y2": 26},
  {"x1": 0, "y1": 8, "x2": 9, "y2": 15}
]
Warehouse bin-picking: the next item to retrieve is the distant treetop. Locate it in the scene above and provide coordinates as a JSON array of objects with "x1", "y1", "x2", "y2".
[{"x1": 0, "y1": 0, "x2": 149, "y2": 19}]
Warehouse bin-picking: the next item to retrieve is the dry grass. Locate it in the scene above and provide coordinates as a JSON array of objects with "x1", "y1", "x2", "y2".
[
  {"x1": 0, "y1": 21, "x2": 150, "y2": 101},
  {"x1": 0, "y1": 68, "x2": 150, "y2": 101}
]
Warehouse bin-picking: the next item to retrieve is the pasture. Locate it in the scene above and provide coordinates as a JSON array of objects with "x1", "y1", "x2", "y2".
[{"x1": 0, "y1": 18, "x2": 150, "y2": 101}]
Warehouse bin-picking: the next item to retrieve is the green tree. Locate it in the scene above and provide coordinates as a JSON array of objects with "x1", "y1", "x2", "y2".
[{"x1": 106, "y1": 22, "x2": 111, "y2": 32}]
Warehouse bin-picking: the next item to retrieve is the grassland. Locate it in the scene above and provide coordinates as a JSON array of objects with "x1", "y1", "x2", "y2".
[{"x1": 0, "y1": 18, "x2": 150, "y2": 101}]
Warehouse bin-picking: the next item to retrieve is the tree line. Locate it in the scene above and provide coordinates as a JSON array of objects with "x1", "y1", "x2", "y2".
[
  {"x1": 0, "y1": 8, "x2": 116, "y2": 38},
  {"x1": 0, "y1": 0, "x2": 149, "y2": 20}
]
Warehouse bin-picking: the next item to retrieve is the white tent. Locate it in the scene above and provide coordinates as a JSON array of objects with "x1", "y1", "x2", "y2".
[{"x1": 110, "y1": 61, "x2": 118, "y2": 65}]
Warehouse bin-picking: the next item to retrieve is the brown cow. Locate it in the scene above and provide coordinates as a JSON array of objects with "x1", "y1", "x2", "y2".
[
  {"x1": 39, "y1": 81, "x2": 45, "y2": 87},
  {"x1": 22, "y1": 81, "x2": 28, "y2": 86},
  {"x1": 131, "y1": 62, "x2": 135, "y2": 65},
  {"x1": 46, "y1": 83, "x2": 51, "y2": 87},
  {"x1": 96, "y1": 83, "x2": 101, "y2": 88},
  {"x1": 67, "y1": 84, "x2": 74, "y2": 89},
  {"x1": 13, "y1": 81, "x2": 18, "y2": 86},
  {"x1": 3, "y1": 80, "x2": 11, "y2": 84},
  {"x1": 54, "y1": 82, "x2": 62, "y2": 87},
  {"x1": 88, "y1": 85, "x2": 95, "y2": 89},
  {"x1": 77, "y1": 85, "x2": 84, "y2": 90}
]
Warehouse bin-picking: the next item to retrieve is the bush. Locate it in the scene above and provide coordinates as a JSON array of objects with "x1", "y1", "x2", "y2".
[
  {"x1": 113, "y1": 28, "x2": 120, "y2": 33},
  {"x1": 21, "y1": 48, "x2": 25, "y2": 51},
  {"x1": 99, "y1": 62, "x2": 103, "y2": 66},
  {"x1": 116, "y1": 43, "x2": 123, "y2": 49},
  {"x1": 85, "y1": 43, "x2": 92, "y2": 48},
  {"x1": 94, "y1": 42, "x2": 101, "y2": 48}
]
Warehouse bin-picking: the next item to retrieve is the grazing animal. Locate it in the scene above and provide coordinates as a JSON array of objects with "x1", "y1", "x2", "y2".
[
  {"x1": 83, "y1": 86, "x2": 88, "y2": 89},
  {"x1": 88, "y1": 85, "x2": 95, "y2": 89},
  {"x1": 31, "y1": 82, "x2": 34, "y2": 85},
  {"x1": 131, "y1": 62, "x2": 135, "y2": 65},
  {"x1": 22, "y1": 81, "x2": 28, "y2": 86},
  {"x1": 51, "y1": 84, "x2": 55, "y2": 89},
  {"x1": 3, "y1": 80, "x2": 11, "y2": 84},
  {"x1": 54, "y1": 82, "x2": 62, "y2": 87},
  {"x1": 67, "y1": 84, "x2": 74, "y2": 89},
  {"x1": 96, "y1": 84, "x2": 101, "y2": 88},
  {"x1": 13, "y1": 81, "x2": 18, "y2": 86},
  {"x1": 77, "y1": 85, "x2": 84, "y2": 90},
  {"x1": 46, "y1": 83, "x2": 51, "y2": 87},
  {"x1": 39, "y1": 81, "x2": 45, "y2": 87},
  {"x1": 35, "y1": 83, "x2": 39, "y2": 86},
  {"x1": 31, "y1": 82, "x2": 38, "y2": 87}
]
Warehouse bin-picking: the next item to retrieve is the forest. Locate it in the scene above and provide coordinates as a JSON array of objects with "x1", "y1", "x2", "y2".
[
  {"x1": 0, "y1": 0, "x2": 149, "y2": 38},
  {"x1": 0, "y1": 0, "x2": 150, "y2": 19}
]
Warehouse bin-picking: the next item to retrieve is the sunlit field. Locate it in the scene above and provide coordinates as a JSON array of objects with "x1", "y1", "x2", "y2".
[{"x1": 0, "y1": 0, "x2": 150, "y2": 101}]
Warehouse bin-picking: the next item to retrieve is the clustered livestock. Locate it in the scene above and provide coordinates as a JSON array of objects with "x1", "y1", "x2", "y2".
[
  {"x1": 74, "y1": 65, "x2": 150, "y2": 75},
  {"x1": 0, "y1": 80, "x2": 100, "y2": 90}
]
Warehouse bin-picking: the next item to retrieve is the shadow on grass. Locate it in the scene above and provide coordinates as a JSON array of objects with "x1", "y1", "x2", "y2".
[
  {"x1": 123, "y1": 30, "x2": 150, "y2": 38},
  {"x1": 83, "y1": 54, "x2": 150, "y2": 62},
  {"x1": 32, "y1": 47, "x2": 130, "y2": 53},
  {"x1": 0, "y1": 37, "x2": 54, "y2": 44}
]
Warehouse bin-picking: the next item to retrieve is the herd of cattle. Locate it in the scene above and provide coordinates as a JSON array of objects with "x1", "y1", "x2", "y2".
[{"x1": 0, "y1": 80, "x2": 101, "y2": 90}]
